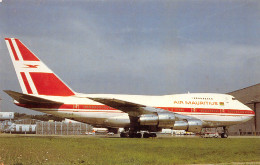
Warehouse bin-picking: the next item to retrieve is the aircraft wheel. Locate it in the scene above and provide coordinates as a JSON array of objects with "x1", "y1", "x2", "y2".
[
  {"x1": 136, "y1": 133, "x2": 142, "y2": 138},
  {"x1": 150, "y1": 133, "x2": 157, "y2": 138},
  {"x1": 129, "y1": 132, "x2": 137, "y2": 138},
  {"x1": 221, "y1": 126, "x2": 228, "y2": 138},
  {"x1": 120, "y1": 132, "x2": 128, "y2": 138},
  {"x1": 221, "y1": 133, "x2": 228, "y2": 138},
  {"x1": 143, "y1": 132, "x2": 150, "y2": 138}
]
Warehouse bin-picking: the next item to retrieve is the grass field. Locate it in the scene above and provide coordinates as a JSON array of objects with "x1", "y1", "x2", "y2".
[{"x1": 0, "y1": 135, "x2": 259, "y2": 165}]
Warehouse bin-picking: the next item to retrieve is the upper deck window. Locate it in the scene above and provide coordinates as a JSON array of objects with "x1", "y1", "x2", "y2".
[{"x1": 193, "y1": 97, "x2": 213, "y2": 100}]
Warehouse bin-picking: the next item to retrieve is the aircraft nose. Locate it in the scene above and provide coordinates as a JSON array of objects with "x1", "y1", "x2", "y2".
[
  {"x1": 245, "y1": 105, "x2": 255, "y2": 115},
  {"x1": 241, "y1": 101, "x2": 255, "y2": 115},
  {"x1": 251, "y1": 109, "x2": 255, "y2": 116},
  {"x1": 246, "y1": 106, "x2": 255, "y2": 116}
]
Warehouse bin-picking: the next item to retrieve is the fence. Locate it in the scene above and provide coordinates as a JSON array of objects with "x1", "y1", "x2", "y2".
[
  {"x1": 36, "y1": 121, "x2": 93, "y2": 135},
  {"x1": 0, "y1": 120, "x2": 12, "y2": 133}
]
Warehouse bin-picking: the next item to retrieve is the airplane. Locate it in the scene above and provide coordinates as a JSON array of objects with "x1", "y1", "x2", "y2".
[{"x1": 4, "y1": 38, "x2": 255, "y2": 138}]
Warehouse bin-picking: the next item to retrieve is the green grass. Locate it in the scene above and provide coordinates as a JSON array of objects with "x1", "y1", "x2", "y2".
[{"x1": 0, "y1": 135, "x2": 259, "y2": 165}]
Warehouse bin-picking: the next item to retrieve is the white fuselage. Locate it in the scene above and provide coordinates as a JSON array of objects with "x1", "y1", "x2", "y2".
[
  {"x1": 5, "y1": 38, "x2": 255, "y2": 134},
  {"x1": 16, "y1": 93, "x2": 254, "y2": 128}
]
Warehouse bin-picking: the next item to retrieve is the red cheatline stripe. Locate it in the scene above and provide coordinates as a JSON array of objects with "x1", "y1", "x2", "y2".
[
  {"x1": 5, "y1": 38, "x2": 19, "y2": 61},
  {"x1": 20, "y1": 72, "x2": 33, "y2": 94},
  {"x1": 14, "y1": 103, "x2": 254, "y2": 115},
  {"x1": 15, "y1": 103, "x2": 254, "y2": 116}
]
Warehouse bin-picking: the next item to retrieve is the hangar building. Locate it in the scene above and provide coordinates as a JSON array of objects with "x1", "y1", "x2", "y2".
[{"x1": 228, "y1": 83, "x2": 260, "y2": 135}]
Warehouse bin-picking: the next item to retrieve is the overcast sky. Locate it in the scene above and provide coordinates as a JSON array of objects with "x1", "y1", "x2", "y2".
[{"x1": 0, "y1": 0, "x2": 259, "y2": 114}]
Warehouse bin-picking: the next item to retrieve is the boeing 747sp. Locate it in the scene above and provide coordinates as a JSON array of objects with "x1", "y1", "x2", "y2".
[{"x1": 4, "y1": 38, "x2": 255, "y2": 138}]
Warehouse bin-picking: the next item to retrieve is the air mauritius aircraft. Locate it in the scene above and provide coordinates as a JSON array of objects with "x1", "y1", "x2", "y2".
[{"x1": 4, "y1": 38, "x2": 255, "y2": 138}]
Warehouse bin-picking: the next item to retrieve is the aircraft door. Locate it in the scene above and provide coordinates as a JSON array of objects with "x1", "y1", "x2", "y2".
[
  {"x1": 192, "y1": 108, "x2": 196, "y2": 113},
  {"x1": 73, "y1": 104, "x2": 79, "y2": 112}
]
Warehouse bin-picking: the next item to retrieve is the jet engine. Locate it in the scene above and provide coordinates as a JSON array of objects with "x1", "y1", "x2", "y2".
[
  {"x1": 172, "y1": 119, "x2": 203, "y2": 133},
  {"x1": 139, "y1": 113, "x2": 203, "y2": 133},
  {"x1": 139, "y1": 113, "x2": 175, "y2": 128}
]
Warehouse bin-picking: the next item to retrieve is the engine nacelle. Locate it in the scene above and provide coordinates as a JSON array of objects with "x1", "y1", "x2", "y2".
[
  {"x1": 139, "y1": 113, "x2": 175, "y2": 128},
  {"x1": 186, "y1": 119, "x2": 203, "y2": 133},
  {"x1": 172, "y1": 119, "x2": 203, "y2": 133}
]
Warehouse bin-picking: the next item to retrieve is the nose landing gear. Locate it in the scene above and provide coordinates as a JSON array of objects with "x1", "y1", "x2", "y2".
[{"x1": 221, "y1": 126, "x2": 228, "y2": 138}]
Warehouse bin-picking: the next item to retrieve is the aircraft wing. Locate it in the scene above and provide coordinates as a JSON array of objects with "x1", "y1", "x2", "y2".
[
  {"x1": 88, "y1": 97, "x2": 166, "y2": 117},
  {"x1": 88, "y1": 97, "x2": 194, "y2": 120},
  {"x1": 4, "y1": 90, "x2": 63, "y2": 105}
]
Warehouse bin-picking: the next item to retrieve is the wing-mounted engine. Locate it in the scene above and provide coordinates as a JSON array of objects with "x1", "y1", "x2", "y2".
[
  {"x1": 173, "y1": 119, "x2": 203, "y2": 133},
  {"x1": 139, "y1": 112, "x2": 202, "y2": 133},
  {"x1": 139, "y1": 113, "x2": 175, "y2": 128}
]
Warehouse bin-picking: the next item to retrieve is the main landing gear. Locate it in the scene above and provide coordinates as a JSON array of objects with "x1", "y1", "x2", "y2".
[
  {"x1": 120, "y1": 131, "x2": 157, "y2": 138},
  {"x1": 120, "y1": 131, "x2": 142, "y2": 138},
  {"x1": 143, "y1": 132, "x2": 157, "y2": 138},
  {"x1": 120, "y1": 132, "x2": 128, "y2": 138},
  {"x1": 129, "y1": 132, "x2": 142, "y2": 138},
  {"x1": 221, "y1": 126, "x2": 228, "y2": 138}
]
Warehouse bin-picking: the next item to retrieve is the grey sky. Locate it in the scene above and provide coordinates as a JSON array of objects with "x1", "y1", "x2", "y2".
[{"x1": 0, "y1": 0, "x2": 259, "y2": 114}]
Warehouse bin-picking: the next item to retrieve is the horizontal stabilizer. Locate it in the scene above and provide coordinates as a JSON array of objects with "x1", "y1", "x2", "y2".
[{"x1": 4, "y1": 90, "x2": 63, "y2": 105}]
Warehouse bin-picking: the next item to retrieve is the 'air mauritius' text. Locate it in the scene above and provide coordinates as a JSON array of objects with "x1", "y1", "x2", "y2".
[{"x1": 174, "y1": 101, "x2": 219, "y2": 105}]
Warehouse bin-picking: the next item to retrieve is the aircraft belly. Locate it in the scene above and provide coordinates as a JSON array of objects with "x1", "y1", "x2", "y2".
[
  {"x1": 32, "y1": 108, "x2": 130, "y2": 128},
  {"x1": 191, "y1": 114, "x2": 254, "y2": 127}
]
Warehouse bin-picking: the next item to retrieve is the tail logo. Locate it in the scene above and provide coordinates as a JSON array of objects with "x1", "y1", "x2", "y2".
[
  {"x1": 24, "y1": 64, "x2": 39, "y2": 68},
  {"x1": 5, "y1": 38, "x2": 75, "y2": 96}
]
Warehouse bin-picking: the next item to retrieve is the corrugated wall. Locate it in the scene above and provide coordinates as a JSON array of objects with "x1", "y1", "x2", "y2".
[{"x1": 228, "y1": 83, "x2": 260, "y2": 135}]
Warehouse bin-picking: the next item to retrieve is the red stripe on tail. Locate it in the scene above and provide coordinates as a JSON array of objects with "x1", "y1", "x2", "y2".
[
  {"x1": 5, "y1": 38, "x2": 19, "y2": 61},
  {"x1": 15, "y1": 39, "x2": 40, "y2": 61},
  {"x1": 30, "y1": 72, "x2": 75, "y2": 96},
  {"x1": 20, "y1": 72, "x2": 33, "y2": 94}
]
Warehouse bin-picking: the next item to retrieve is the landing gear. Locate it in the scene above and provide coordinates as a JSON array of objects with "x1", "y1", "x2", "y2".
[
  {"x1": 150, "y1": 133, "x2": 157, "y2": 138},
  {"x1": 221, "y1": 126, "x2": 228, "y2": 138},
  {"x1": 143, "y1": 132, "x2": 149, "y2": 138},
  {"x1": 129, "y1": 131, "x2": 142, "y2": 138},
  {"x1": 120, "y1": 130, "x2": 142, "y2": 138},
  {"x1": 143, "y1": 132, "x2": 157, "y2": 138},
  {"x1": 120, "y1": 131, "x2": 157, "y2": 138},
  {"x1": 136, "y1": 133, "x2": 142, "y2": 138},
  {"x1": 120, "y1": 132, "x2": 128, "y2": 138},
  {"x1": 129, "y1": 132, "x2": 142, "y2": 138}
]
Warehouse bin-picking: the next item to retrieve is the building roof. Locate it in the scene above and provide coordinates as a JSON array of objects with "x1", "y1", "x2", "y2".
[{"x1": 228, "y1": 83, "x2": 260, "y2": 104}]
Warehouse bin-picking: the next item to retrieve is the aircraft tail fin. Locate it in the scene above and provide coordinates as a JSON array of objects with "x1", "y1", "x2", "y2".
[{"x1": 5, "y1": 38, "x2": 75, "y2": 96}]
